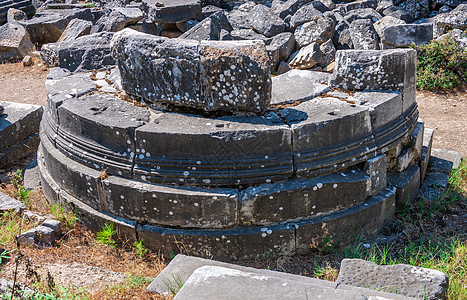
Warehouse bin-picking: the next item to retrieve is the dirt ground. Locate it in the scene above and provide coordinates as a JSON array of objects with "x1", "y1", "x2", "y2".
[{"x1": 0, "y1": 62, "x2": 466, "y2": 296}]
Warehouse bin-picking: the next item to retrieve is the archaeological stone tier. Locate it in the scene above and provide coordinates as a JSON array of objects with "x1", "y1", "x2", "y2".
[{"x1": 39, "y1": 37, "x2": 425, "y2": 259}]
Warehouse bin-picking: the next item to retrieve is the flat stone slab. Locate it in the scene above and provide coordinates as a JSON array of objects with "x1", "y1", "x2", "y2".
[
  {"x1": 271, "y1": 69, "x2": 330, "y2": 105},
  {"x1": 388, "y1": 164, "x2": 420, "y2": 205},
  {"x1": 337, "y1": 258, "x2": 449, "y2": 299},
  {"x1": 0, "y1": 191, "x2": 26, "y2": 213},
  {"x1": 111, "y1": 29, "x2": 271, "y2": 115},
  {"x1": 142, "y1": 0, "x2": 202, "y2": 23}
]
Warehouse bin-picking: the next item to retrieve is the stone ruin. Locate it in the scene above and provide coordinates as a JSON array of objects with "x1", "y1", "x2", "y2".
[{"x1": 37, "y1": 26, "x2": 428, "y2": 260}]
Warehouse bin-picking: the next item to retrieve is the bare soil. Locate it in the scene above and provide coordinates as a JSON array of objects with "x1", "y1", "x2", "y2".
[{"x1": 0, "y1": 62, "x2": 465, "y2": 297}]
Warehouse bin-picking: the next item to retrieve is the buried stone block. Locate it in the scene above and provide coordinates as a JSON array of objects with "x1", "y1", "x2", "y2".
[
  {"x1": 329, "y1": 49, "x2": 417, "y2": 113},
  {"x1": 111, "y1": 29, "x2": 271, "y2": 114},
  {"x1": 363, "y1": 154, "x2": 387, "y2": 196},
  {"x1": 388, "y1": 164, "x2": 420, "y2": 205}
]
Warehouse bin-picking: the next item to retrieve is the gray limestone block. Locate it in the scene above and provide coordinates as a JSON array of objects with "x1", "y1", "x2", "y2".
[
  {"x1": 340, "y1": 0, "x2": 377, "y2": 12},
  {"x1": 137, "y1": 222, "x2": 296, "y2": 260},
  {"x1": 247, "y1": 4, "x2": 285, "y2": 38},
  {"x1": 290, "y1": 2, "x2": 329, "y2": 29},
  {"x1": 387, "y1": 121, "x2": 424, "y2": 173},
  {"x1": 294, "y1": 16, "x2": 335, "y2": 47},
  {"x1": 373, "y1": 16, "x2": 405, "y2": 37},
  {"x1": 198, "y1": 40, "x2": 271, "y2": 114},
  {"x1": 0, "y1": 22, "x2": 34, "y2": 62},
  {"x1": 423, "y1": 172, "x2": 450, "y2": 189},
  {"x1": 101, "y1": 176, "x2": 238, "y2": 228},
  {"x1": 363, "y1": 154, "x2": 387, "y2": 196},
  {"x1": 7, "y1": 8, "x2": 28, "y2": 23},
  {"x1": 0, "y1": 133, "x2": 40, "y2": 170},
  {"x1": 388, "y1": 164, "x2": 421, "y2": 205},
  {"x1": 343, "y1": 8, "x2": 382, "y2": 24},
  {"x1": 58, "y1": 31, "x2": 115, "y2": 72},
  {"x1": 385, "y1": 8, "x2": 415, "y2": 24},
  {"x1": 40, "y1": 135, "x2": 102, "y2": 209},
  {"x1": 271, "y1": 69, "x2": 330, "y2": 105},
  {"x1": 239, "y1": 169, "x2": 370, "y2": 225},
  {"x1": 272, "y1": 0, "x2": 315, "y2": 19},
  {"x1": 18, "y1": 9, "x2": 94, "y2": 46},
  {"x1": 266, "y1": 44, "x2": 280, "y2": 73},
  {"x1": 433, "y1": 4, "x2": 467, "y2": 37},
  {"x1": 288, "y1": 42, "x2": 322, "y2": 69},
  {"x1": 91, "y1": 7, "x2": 142, "y2": 33},
  {"x1": 142, "y1": 0, "x2": 202, "y2": 23},
  {"x1": 40, "y1": 42, "x2": 59, "y2": 67},
  {"x1": 319, "y1": 39, "x2": 336, "y2": 67},
  {"x1": 333, "y1": 20, "x2": 353, "y2": 50},
  {"x1": 179, "y1": 11, "x2": 232, "y2": 41},
  {"x1": 337, "y1": 258, "x2": 449, "y2": 300},
  {"x1": 420, "y1": 127, "x2": 434, "y2": 182},
  {"x1": 0, "y1": 101, "x2": 43, "y2": 155},
  {"x1": 57, "y1": 18, "x2": 92, "y2": 42},
  {"x1": 286, "y1": 98, "x2": 372, "y2": 176},
  {"x1": 24, "y1": 158, "x2": 41, "y2": 190},
  {"x1": 329, "y1": 49, "x2": 417, "y2": 113},
  {"x1": 0, "y1": 191, "x2": 26, "y2": 213},
  {"x1": 33, "y1": 225, "x2": 56, "y2": 246},
  {"x1": 350, "y1": 91, "x2": 402, "y2": 130},
  {"x1": 349, "y1": 18, "x2": 380, "y2": 50},
  {"x1": 270, "y1": 32, "x2": 296, "y2": 61},
  {"x1": 229, "y1": 28, "x2": 271, "y2": 42},
  {"x1": 133, "y1": 112, "x2": 293, "y2": 186},
  {"x1": 295, "y1": 188, "x2": 396, "y2": 252},
  {"x1": 406, "y1": 0, "x2": 429, "y2": 20},
  {"x1": 380, "y1": 24, "x2": 433, "y2": 49},
  {"x1": 429, "y1": 148, "x2": 463, "y2": 173},
  {"x1": 174, "y1": 266, "x2": 366, "y2": 300}
]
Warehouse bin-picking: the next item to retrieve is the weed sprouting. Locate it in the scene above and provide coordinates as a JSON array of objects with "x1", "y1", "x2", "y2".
[
  {"x1": 95, "y1": 223, "x2": 117, "y2": 248},
  {"x1": 8, "y1": 169, "x2": 32, "y2": 208},
  {"x1": 162, "y1": 273, "x2": 184, "y2": 296},
  {"x1": 133, "y1": 238, "x2": 149, "y2": 258}
]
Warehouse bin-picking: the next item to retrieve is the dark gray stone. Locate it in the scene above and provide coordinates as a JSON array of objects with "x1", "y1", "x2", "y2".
[
  {"x1": 388, "y1": 164, "x2": 421, "y2": 205},
  {"x1": 201, "y1": 5, "x2": 222, "y2": 19},
  {"x1": 380, "y1": 24, "x2": 433, "y2": 49},
  {"x1": 343, "y1": 8, "x2": 382, "y2": 23},
  {"x1": 111, "y1": 29, "x2": 272, "y2": 115},
  {"x1": 91, "y1": 7, "x2": 142, "y2": 33},
  {"x1": 0, "y1": 191, "x2": 26, "y2": 213},
  {"x1": 429, "y1": 148, "x2": 463, "y2": 174},
  {"x1": 239, "y1": 169, "x2": 370, "y2": 225},
  {"x1": 0, "y1": 0, "x2": 35, "y2": 26},
  {"x1": 179, "y1": 11, "x2": 232, "y2": 41},
  {"x1": 333, "y1": 20, "x2": 353, "y2": 49},
  {"x1": 18, "y1": 9, "x2": 94, "y2": 46},
  {"x1": 176, "y1": 19, "x2": 199, "y2": 32},
  {"x1": 385, "y1": 8, "x2": 416, "y2": 23},
  {"x1": 337, "y1": 258, "x2": 449, "y2": 300},
  {"x1": 57, "y1": 18, "x2": 92, "y2": 42},
  {"x1": 406, "y1": 0, "x2": 429, "y2": 20},
  {"x1": 0, "y1": 22, "x2": 34, "y2": 62},
  {"x1": 290, "y1": 3, "x2": 324, "y2": 29},
  {"x1": 329, "y1": 49, "x2": 417, "y2": 113},
  {"x1": 247, "y1": 4, "x2": 285, "y2": 37},
  {"x1": 387, "y1": 121, "x2": 424, "y2": 172},
  {"x1": 340, "y1": 0, "x2": 377, "y2": 12},
  {"x1": 272, "y1": 0, "x2": 314, "y2": 19},
  {"x1": 24, "y1": 158, "x2": 41, "y2": 190},
  {"x1": 142, "y1": 0, "x2": 202, "y2": 23},
  {"x1": 271, "y1": 69, "x2": 329, "y2": 105},
  {"x1": 349, "y1": 18, "x2": 380, "y2": 50},
  {"x1": 288, "y1": 42, "x2": 322, "y2": 69},
  {"x1": 270, "y1": 32, "x2": 296, "y2": 61},
  {"x1": 230, "y1": 28, "x2": 269, "y2": 41},
  {"x1": 294, "y1": 16, "x2": 335, "y2": 47},
  {"x1": 363, "y1": 154, "x2": 387, "y2": 196},
  {"x1": 40, "y1": 42, "x2": 59, "y2": 67},
  {"x1": 133, "y1": 111, "x2": 292, "y2": 186},
  {"x1": 58, "y1": 32, "x2": 115, "y2": 72},
  {"x1": 420, "y1": 127, "x2": 433, "y2": 181},
  {"x1": 373, "y1": 15, "x2": 405, "y2": 37},
  {"x1": 318, "y1": 39, "x2": 335, "y2": 67},
  {"x1": 424, "y1": 172, "x2": 450, "y2": 189}
]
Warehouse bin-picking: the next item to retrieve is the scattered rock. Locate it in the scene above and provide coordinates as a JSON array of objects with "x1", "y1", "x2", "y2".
[
  {"x1": 22, "y1": 54, "x2": 33, "y2": 66},
  {"x1": 0, "y1": 191, "x2": 26, "y2": 214},
  {"x1": 247, "y1": 4, "x2": 285, "y2": 38},
  {"x1": 0, "y1": 23, "x2": 35, "y2": 62},
  {"x1": 294, "y1": 16, "x2": 335, "y2": 47},
  {"x1": 349, "y1": 18, "x2": 380, "y2": 50},
  {"x1": 288, "y1": 42, "x2": 322, "y2": 69},
  {"x1": 179, "y1": 10, "x2": 232, "y2": 41},
  {"x1": 7, "y1": 8, "x2": 28, "y2": 23}
]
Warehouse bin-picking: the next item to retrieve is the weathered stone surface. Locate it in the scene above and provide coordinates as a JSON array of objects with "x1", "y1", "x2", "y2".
[
  {"x1": 388, "y1": 164, "x2": 420, "y2": 205},
  {"x1": 420, "y1": 127, "x2": 433, "y2": 181},
  {"x1": 230, "y1": 28, "x2": 269, "y2": 41},
  {"x1": 40, "y1": 42, "x2": 59, "y2": 67},
  {"x1": 380, "y1": 24, "x2": 433, "y2": 49},
  {"x1": 57, "y1": 18, "x2": 92, "y2": 42},
  {"x1": 0, "y1": 22, "x2": 34, "y2": 62},
  {"x1": 273, "y1": 0, "x2": 314, "y2": 19},
  {"x1": 387, "y1": 121, "x2": 424, "y2": 172},
  {"x1": 142, "y1": 0, "x2": 202, "y2": 23},
  {"x1": 7, "y1": 8, "x2": 27, "y2": 23},
  {"x1": 174, "y1": 266, "x2": 366, "y2": 300},
  {"x1": 133, "y1": 112, "x2": 292, "y2": 186},
  {"x1": 290, "y1": 2, "x2": 326, "y2": 29},
  {"x1": 91, "y1": 7, "x2": 142, "y2": 33},
  {"x1": 429, "y1": 148, "x2": 463, "y2": 174},
  {"x1": 385, "y1": 8, "x2": 415, "y2": 23},
  {"x1": 239, "y1": 169, "x2": 370, "y2": 225},
  {"x1": 349, "y1": 18, "x2": 380, "y2": 50},
  {"x1": 271, "y1": 69, "x2": 329, "y2": 105},
  {"x1": 337, "y1": 259, "x2": 449, "y2": 300},
  {"x1": 0, "y1": 191, "x2": 26, "y2": 213},
  {"x1": 373, "y1": 15, "x2": 405, "y2": 37},
  {"x1": 433, "y1": 4, "x2": 467, "y2": 37},
  {"x1": 329, "y1": 49, "x2": 417, "y2": 113},
  {"x1": 288, "y1": 42, "x2": 322, "y2": 69},
  {"x1": 270, "y1": 32, "x2": 296, "y2": 61},
  {"x1": 294, "y1": 16, "x2": 335, "y2": 47},
  {"x1": 424, "y1": 172, "x2": 450, "y2": 189},
  {"x1": 0, "y1": 0, "x2": 35, "y2": 26},
  {"x1": 58, "y1": 32, "x2": 115, "y2": 72},
  {"x1": 247, "y1": 4, "x2": 285, "y2": 37},
  {"x1": 343, "y1": 8, "x2": 382, "y2": 23},
  {"x1": 111, "y1": 29, "x2": 272, "y2": 114},
  {"x1": 363, "y1": 154, "x2": 387, "y2": 196},
  {"x1": 318, "y1": 39, "x2": 335, "y2": 67},
  {"x1": 24, "y1": 158, "x2": 41, "y2": 190},
  {"x1": 350, "y1": 92, "x2": 402, "y2": 130},
  {"x1": 179, "y1": 11, "x2": 232, "y2": 41},
  {"x1": 406, "y1": 0, "x2": 429, "y2": 20},
  {"x1": 18, "y1": 9, "x2": 93, "y2": 46},
  {"x1": 101, "y1": 176, "x2": 238, "y2": 228},
  {"x1": 333, "y1": 20, "x2": 353, "y2": 49}
]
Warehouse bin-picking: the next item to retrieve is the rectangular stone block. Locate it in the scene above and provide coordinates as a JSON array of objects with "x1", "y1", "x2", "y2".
[
  {"x1": 387, "y1": 121, "x2": 424, "y2": 172},
  {"x1": 329, "y1": 49, "x2": 416, "y2": 113},
  {"x1": 388, "y1": 164, "x2": 420, "y2": 205},
  {"x1": 363, "y1": 154, "x2": 387, "y2": 196},
  {"x1": 420, "y1": 127, "x2": 433, "y2": 182},
  {"x1": 351, "y1": 91, "x2": 402, "y2": 130},
  {"x1": 142, "y1": 0, "x2": 202, "y2": 23}
]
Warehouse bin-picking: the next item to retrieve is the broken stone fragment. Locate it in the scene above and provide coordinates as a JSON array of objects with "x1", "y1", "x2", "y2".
[
  {"x1": 0, "y1": 22, "x2": 34, "y2": 62},
  {"x1": 111, "y1": 29, "x2": 271, "y2": 115},
  {"x1": 294, "y1": 16, "x2": 335, "y2": 47},
  {"x1": 349, "y1": 18, "x2": 380, "y2": 50},
  {"x1": 142, "y1": 0, "x2": 202, "y2": 23},
  {"x1": 288, "y1": 42, "x2": 322, "y2": 70},
  {"x1": 246, "y1": 4, "x2": 285, "y2": 38},
  {"x1": 179, "y1": 10, "x2": 232, "y2": 41}
]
